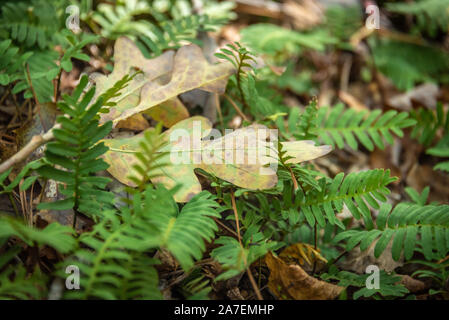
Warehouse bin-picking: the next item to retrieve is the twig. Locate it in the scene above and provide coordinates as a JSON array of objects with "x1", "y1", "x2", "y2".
[
  {"x1": 26, "y1": 63, "x2": 39, "y2": 105},
  {"x1": 287, "y1": 166, "x2": 299, "y2": 192},
  {"x1": 246, "y1": 267, "x2": 263, "y2": 300},
  {"x1": 223, "y1": 94, "x2": 249, "y2": 122},
  {"x1": 230, "y1": 190, "x2": 242, "y2": 245},
  {"x1": 230, "y1": 190, "x2": 263, "y2": 300},
  {"x1": 213, "y1": 217, "x2": 239, "y2": 238},
  {"x1": 8, "y1": 193, "x2": 19, "y2": 217},
  {"x1": 0, "y1": 124, "x2": 59, "y2": 174}
]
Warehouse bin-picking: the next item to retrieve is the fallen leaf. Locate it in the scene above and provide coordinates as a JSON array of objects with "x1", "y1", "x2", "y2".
[
  {"x1": 279, "y1": 243, "x2": 327, "y2": 267},
  {"x1": 265, "y1": 252, "x2": 343, "y2": 300},
  {"x1": 146, "y1": 98, "x2": 189, "y2": 128},
  {"x1": 90, "y1": 37, "x2": 175, "y2": 125},
  {"x1": 388, "y1": 83, "x2": 439, "y2": 111},
  {"x1": 399, "y1": 275, "x2": 427, "y2": 293},
  {"x1": 339, "y1": 239, "x2": 404, "y2": 274},
  {"x1": 115, "y1": 113, "x2": 149, "y2": 131},
  {"x1": 93, "y1": 37, "x2": 236, "y2": 126},
  {"x1": 102, "y1": 116, "x2": 331, "y2": 202}
]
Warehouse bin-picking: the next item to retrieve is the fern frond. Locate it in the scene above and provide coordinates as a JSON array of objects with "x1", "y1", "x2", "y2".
[
  {"x1": 128, "y1": 123, "x2": 169, "y2": 190},
  {"x1": 387, "y1": 0, "x2": 449, "y2": 37},
  {"x1": 139, "y1": 187, "x2": 222, "y2": 270},
  {"x1": 371, "y1": 39, "x2": 449, "y2": 91},
  {"x1": 295, "y1": 169, "x2": 397, "y2": 229},
  {"x1": 211, "y1": 226, "x2": 278, "y2": 280},
  {"x1": 61, "y1": 209, "x2": 155, "y2": 299},
  {"x1": 295, "y1": 103, "x2": 416, "y2": 151},
  {"x1": 119, "y1": 253, "x2": 162, "y2": 300},
  {"x1": 335, "y1": 203, "x2": 449, "y2": 261},
  {"x1": 0, "y1": 39, "x2": 32, "y2": 88},
  {"x1": 37, "y1": 74, "x2": 132, "y2": 219},
  {"x1": 0, "y1": 215, "x2": 76, "y2": 253},
  {"x1": 291, "y1": 98, "x2": 319, "y2": 140},
  {"x1": 0, "y1": 0, "x2": 66, "y2": 49},
  {"x1": 138, "y1": 15, "x2": 227, "y2": 57},
  {"x1": 427, "y1": 133, "x2": 449, "y2": 172},
  {"x1": 410, "y1": 103, "x2": 449, "y2": 146},
  {"x1": 0, "y1": 266, "x2": 46, "y2": 300},
  {"x1": 92, "y1": 0, "x2": 153, "y2": 40},
  {"x1": 321, "y1": 267, "x2": 408, "y2": 299}
]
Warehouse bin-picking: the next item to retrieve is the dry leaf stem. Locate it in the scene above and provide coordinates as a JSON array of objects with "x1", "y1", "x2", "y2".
[
  {"x1": 223, "y1": 94, "x2": 249, "y2": 122},
  {"x1": 230, "y1": 190, "x2": 263, "y2": 300}
]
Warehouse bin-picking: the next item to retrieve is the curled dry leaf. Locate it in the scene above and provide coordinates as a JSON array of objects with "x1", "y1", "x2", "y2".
[
  {"x1": 90, "y1": 37, "x2": 174, "y2": 125},
  {"x1": 102, "y1": 116, "x2": 332, "y2": 202},
  {"x1": 265, "y1": 252, "x2": 343, "y2": 300},
  {"x1": 91, "y1": 37, "x2": 236, "y2": 127},
  {"x1": 115, "y1": 113, "x2": 149, "y2": 131},
  {"x1": 146, "y1": 98, "x2": 189, "y2": 128}
]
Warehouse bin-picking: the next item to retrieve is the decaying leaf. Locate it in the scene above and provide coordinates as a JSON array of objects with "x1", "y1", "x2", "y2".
[
  {"x1": 146, "y1": 98, "x2": 189, "y2": 128},
  {"x1": 91, "y1": 37, "x2": 236, "y2": 126},
  {"x1": 115, "y1": 113, "x2": 149, "y2": 131},
  {"x1": 279, "y1": 243, "x2": 327, "y2": 267},
  {"x1": 90, "y1": 37, "x2": 175, "y2": 125},
  {"x1": 103, "y1": 116, "x2": 332, "y2": 202},
  {"x1": 266, "y1": 252, "x2": 343, "y2": 300}
]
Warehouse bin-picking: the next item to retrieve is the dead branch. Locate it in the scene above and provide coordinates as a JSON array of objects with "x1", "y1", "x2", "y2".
[{"x1": 0, "y1": 124, "x2": 59, "y2": 174}]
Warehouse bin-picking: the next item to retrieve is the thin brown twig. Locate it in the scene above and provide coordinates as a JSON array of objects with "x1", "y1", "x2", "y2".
[
  {"x1": 230, "y1": 190, "x2": 263, "y2": 300},
  {"x1": 213, "y1": 217, "x2": 239, "y2": 238},
  {"x1": 287, "y1": 166, "x2": 299, "y2": 191},
  {"x1": 223, "y1": 93, "x2": 249, "y2": 122},
  {"x1": 26, "y1": 63, "x2": 39, "y2": 105},
  {"x1": 0, "y1": 124, "x2": 59, "y2": 174},
  {"x1": 230, "y1": 190, "x2": 242, "y2": 245},
  {"x1": 246, "y1": 267, "x2": 263, "y2": 300}
]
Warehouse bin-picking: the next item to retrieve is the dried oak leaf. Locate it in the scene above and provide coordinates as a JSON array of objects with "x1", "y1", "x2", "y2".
[
  {"x1": 90, "y1": 37, "x2": 175, "y2": 126},
  {"x1": 265, "y1": 252, "x2": 343, "y2": 300},
  {"x1": 146, "y1": 98, "x2": 189, "y2": 128},
  {"x1": 92, "y1": 37, "x2": 236, "y2": 127},
  {"x1": 102, "y1": 116, "x2": 331, "y2": 202}
]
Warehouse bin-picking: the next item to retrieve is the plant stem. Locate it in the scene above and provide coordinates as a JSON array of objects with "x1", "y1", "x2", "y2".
[
  {"x1": 246, "y1": 267, "x2": 263, "y2": 300},
  {"x1": 223, "y1": 94, "x2": 249, "y2": 122},
  {"x1": 230, "y1": 190, "x2": 242, "y2": 245},
  {"x1": 8, "y1": 193, "x2": 19, "y2": 217}
]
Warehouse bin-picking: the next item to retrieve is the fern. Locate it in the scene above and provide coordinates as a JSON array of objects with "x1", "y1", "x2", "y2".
[
  {"x1": 321, "y1": 267, "x2": 409, "y2": 299},
  {"x1": 387, "y1": 0, "x2": 449, "y2": 37},
  {"x1": 291, "y1": 98, "x2": 319, "y2": 140},
  {"x1": 410, "y1": 103, "x2": 449, "y2": 146},
  {"x1": 91, "y1": 0, "x2": 153, "y2": 40},
  {"x1": 0, "y1": 40, "x2": 32, "y2": 87},
  {"x1": 295, "y1": 169, "x2": 397, "y2": 230},
  {"x1": 284, "y1": 103, "x2": 416, "y2": 151},
  {"x1": 211, "y1": 225, "x2": 278, "y2": 280},
  {"x1": 427, "y1": 133, "x2": 449, "y2": 172},
  {"x1": 370, "y1": 39, "x2": 449, "y2": 91},
  {"x1": 119, "y1": 253, "x2": 162, "y2": 300},
  {"x1": 405, "y1": 186, "x2": 430, "y2": 206},
  {"x1": 411, "y1": 103, "x2": 449, "y2": 171},
  {"x1": 139, "y1": 187, "x2": 221, "y2": 271},
  {"x1": 138, "y1": 15, "x2": 228, "y2": 58},
  {"x1": 62, "y1": 186, "x2": 220, "y2": 299},
  {"x1": 0, "y1": 266, "x2": 46, "y2": 300},
  {"x1": 0, "y1": 0, "x2": 67, "y2": 49},
  {"x1": 0, "y1": 215, "x2": 76, "y2": 253},
  {"x1": 36, "y1": 74, "x2": 130, "y2": 222},
  {"x1": 335, "y1": 203, "x2": 449, "y2": 261},
  {"x1": 324, "y1": 5, "x2": 362, "y2": 45},
  {"x1": 240, "y1": 23, "x2": 337, "y2": 57},
  {"x1": 61, "y1": 208, "x2": 157, "y2": 299},
  {"x1": 128, "y1": 123, "x2": 169, "y2": 191},
  {"x1": 410, "y1": 259, "x2": 449, "y2": 292}
]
